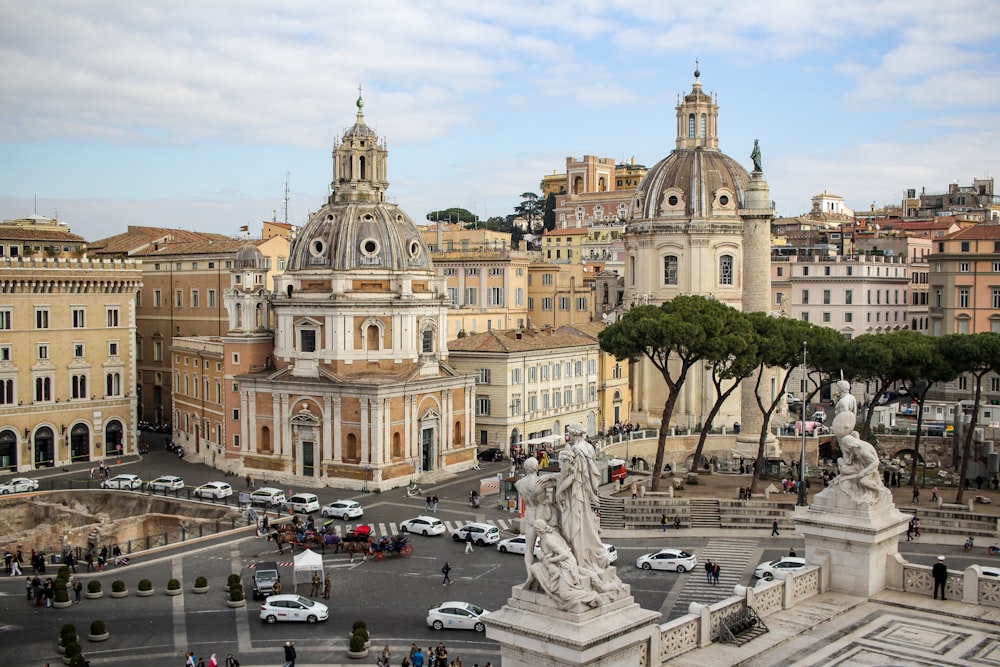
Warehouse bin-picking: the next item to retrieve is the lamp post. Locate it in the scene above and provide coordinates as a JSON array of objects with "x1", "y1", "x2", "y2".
[{"x1": 797, "y1": 341, "x2": 809, "y2": 507}]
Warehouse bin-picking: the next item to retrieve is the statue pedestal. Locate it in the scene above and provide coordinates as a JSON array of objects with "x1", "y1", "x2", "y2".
[
  {"x1": 794, "y1": 483, "x2": 909, "y2": 597},
  {"x1": 485, "y1": 583, "x2": 661, "y2": 667}
]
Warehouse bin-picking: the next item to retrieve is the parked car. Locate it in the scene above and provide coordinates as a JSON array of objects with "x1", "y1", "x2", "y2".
[
  {"x1": 100, "y1": 474, "x2": 143, "y2": 490},
  {"x1": 426, "y1": 601, "x2": 490, "y2": 632},
  {"x1": 497, "y1": 535, "x2": 529, "y2": 554},
  {"x1": 451, "y1": 522, "x2": 500, "y2": 546},
  {"x1": 284, "y1": 493, "x2": 320, "y2": 513},
  {"x1": 793, "y1": 420, "x2": 829, "y2": 436},
  {"x1": 321, "y1": 500, "x2": 363, "y2": 519},
  {"x1": 635, "y1": 548, "x2": 697, "y2": 572},
  {"x1": 148, "y1": 475, "x2": 185, "y2": 492},
  {"x1": 477, "y1": 448, "x2": 504, "y2": 462},
  {"x1": 810, "y1": 409, "x2": 827, "y2": 423},
  {"x1": 754, "y1": 556, "x2": 806, "y2": 581},
  {"x1": 250, "y1": 487, "x2": 287, "y2": 507},
  {"x1": 259, "y1": 594, "x2": 328, "y2": 624},
  {"x1": 399, "y1": 515, "x2": 446, "y2": 536},
  {"x1": 193, "y1": 481, "x2": 233, "y2": 499},
  {"x1": 0, "y1": 477, "x2": 39, "y2": 494}
]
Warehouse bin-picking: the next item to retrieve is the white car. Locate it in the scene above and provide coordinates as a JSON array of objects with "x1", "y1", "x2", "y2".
[
  {"x1": 284, "y1": 493, "x2": 320, "y2": 513},
  {"x1": 636, "y1": 548, "x2": 697, "y2": 572},
  {"x1": 194, "y1": 481, "x2": 233, "y2": 499},
  {"x1": 451, "y1": 522, "x2": 500, "y2": 546},
  {"x1": 148, "y1": 475, "x2": 184, "y2": 492},
  {"x1": 321, "y1": 500, "x2": 363, "y2": 519},
  {"x1": 259, "y1": 594, "x2": 329, "y2": 624},
  {"x1": 100, "y1": 474, "x2": 143, "y2": 490},
  {"x1": 497, "y1": 535, "x2": 529, "y2": 554},
  {"x1": 250, "y1": 487, "x2": 287, "y2": 507},
  {"x1": 754, "y1": 556, "x2": 806, "y2": 581},
  {"x1": 426, "y1": 601, "x2": 490, "y2": 632},
  {"x1": 0, "y1": 477, "x2": 39, "y2": 494},
  {"x1": 399, "y1": 515, "x2": 446, "y2": 536}
]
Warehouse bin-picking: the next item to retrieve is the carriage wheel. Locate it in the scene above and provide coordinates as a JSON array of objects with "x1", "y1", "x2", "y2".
[
  {"x1": 374, "y1": 550, "x2": 385, "y2": 561},
  {"x1": 401, "y1": 544, "x2": 413, "y2": 557}
]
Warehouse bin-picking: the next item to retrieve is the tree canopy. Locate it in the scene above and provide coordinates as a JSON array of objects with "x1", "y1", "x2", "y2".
[{"x1": 426, "y1": 208, "x2": 476, "y2": 224}]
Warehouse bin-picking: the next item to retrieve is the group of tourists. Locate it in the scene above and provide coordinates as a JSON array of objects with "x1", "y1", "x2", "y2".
[
  {"x1": 400, "y1": 641, "x2": 491, "y2": 667},
  {"x1": 704, "y1": 559, "x2": 721, "y2": 585}
]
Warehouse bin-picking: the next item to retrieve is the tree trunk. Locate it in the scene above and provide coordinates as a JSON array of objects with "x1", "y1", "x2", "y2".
[{"x1": 955, "y1": 378, "x2": 983, "y2": 504}]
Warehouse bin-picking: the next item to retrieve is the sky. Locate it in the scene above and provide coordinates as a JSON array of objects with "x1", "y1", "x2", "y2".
[{"x1": 2, "y1": 0, "x2": 1000, "y2": 243}]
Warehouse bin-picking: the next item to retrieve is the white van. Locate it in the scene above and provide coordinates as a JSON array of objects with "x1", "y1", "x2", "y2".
[
  {"x1": 250, "y1": 487, "x2": 287, "y2": 507},
  {"x1": 285, "y1": 492, "x2": 320, "y2": 513}
]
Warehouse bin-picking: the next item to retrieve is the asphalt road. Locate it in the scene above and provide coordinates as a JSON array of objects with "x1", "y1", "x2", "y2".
[{"x1": 3, "y1": 437, "x2": 997, "y2": 666}]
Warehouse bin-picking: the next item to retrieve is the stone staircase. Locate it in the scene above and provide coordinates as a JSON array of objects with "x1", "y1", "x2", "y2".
[
  {"x1": 598, "y1": 495, "x2": 626, "y2": 530},
  {"x1": 689, "y1": 498, "x2": 721, "y2": 528}
]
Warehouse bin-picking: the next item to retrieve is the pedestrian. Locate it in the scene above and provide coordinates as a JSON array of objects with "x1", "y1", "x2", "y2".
[
  {"x1": 931, "y1": 485, "x2": 938, "y2": 502},
  {"x1": 432, "y1": 495, "x2": 439, "y2": 513},
  {"x1": 661, "y1": 514, "x2": 668, "y2": 532},
  {"x1": 412, "y1": 648, "x2": 425, "y2": 667},
  {"x1": 224, "y1": 654, "x2": 240, "y2": 667},
  {"x1": 112, "y1": 544, "x2": 121, "y2": 566},
  {"x1": 912, "y1": 486, "x2": 920, "y2": 504},
  {"x1": 789, "y1": 547, "x2": 797, "y2": 557},
  {"x1": 261, "y1": 513, "x2": 270, "y2": 534},
  {"x1": 9, "y1": 553, "x2": 21, "y2": 577},
  {"x1": 441, "y1": 561, "x2": 452, "y2": 586},
  {"x1": 630, "y1": 481, "x2": 637, "y2": 499},
  {"x1": 64, "y1": 551, "x2": 75, "y2": 573},
  {"x1": 464, "y1": 532, "x2": 474, "y2": 554},
  {"x1": 905, "y1": 521, "x2": 913, "y2": 542},
  {"x1": 208, "y1": 654, "x2": 218, "y2": 667},
  {"x1": 73, "y1": 578, "x2": 82, "y2": 603},
  {"x1": 704, "y1": 559, "x2": 713, "y2": 585},
  {"x1": 310, "y1": 571, "x2": 321, "y2": 597},
  {"x1": 771, "y1": 519, "x2": 780, "y2": 536},
  {"x1": 185, "y1": 651, "x2": 197, "y2": 667},
  {"x1": 323, "y1": 573, "x2": 331, "y2": 599},
  {"x1": 712, "y1": 562, "x2": 720, "y2": 585},
  {"x1": 25, "y1": 576, "x2": 31, "y2": 601},
  {"x1": 283, "y1": 640, "x2": 296, "y2": 667},
  {"x1": 914, "y1": 517, "x2": 921, "y2": 537},
  {"x1": 932, "y1": 555, "x2": 948, "y2": 600},
  {"x1": 425, "y1": 495, "x2": 432, "y2": 511}
]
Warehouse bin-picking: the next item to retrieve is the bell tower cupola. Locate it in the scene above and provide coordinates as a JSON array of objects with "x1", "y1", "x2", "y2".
[
  {"x1": 675, "y1": 63, "x2": 719, "y2": 150},
  {"x1": 330, "y1": 87, "x2": 389, "y2": 204}
]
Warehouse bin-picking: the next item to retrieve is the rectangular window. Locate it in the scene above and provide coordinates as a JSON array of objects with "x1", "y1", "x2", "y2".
[
  {"x1": 801, "y1": 290, "x2": 809, "y2": 305},
  {"x1": 801, "y1": 312, "x2": 809, "y2": 322},
  {"x1": 994, "y1": 290, "x2": 1000, "y2": 310},
  {"x1": 465, "y1": 287, "x2": 478, "y2": 306},
  {"x1": 577, "y1": 297, "x2": 587, "y2": 311},
  {"x1": 154, "y1": 290, "x2": 162, "y2": 307},
  {"x1": 490, "y1": 268, "x2": 503, "y2": 277},
  {"x1": 35, "y1": 309, "x2": 49, "y2": 329},
  {"x1": 960, "y1": 288, "x2": 970, "y2": 308},
  {"x1": 845, "y1": 290, "x2": 853, "y2": 305},
  {"x1": 515, "y1": 288, "x2": 524, "y2": 307},
  {"x1": 543, "y1": 273, "x2": 554, "y2": 286},
  {"x1": 542, "y1": 297, "x2": 553, "y2": 311},
  {"x1": 208, "y1": 290, "x2": 216, "y2": 308},
  {"x1": 191, "y1": 290, "x2": 200, "y2": 308},
  {"x1": 542, "y1": 392, "x2": 550, "y2": 410},
  {"x1": 511, "y1": 397, "x2": 521, "y2": 416},
  {"x1": 0, "y1": 310, "x2": 10, "y2": 330},
  {"x1": 37, "y1": 344, "x2": 48, "y2": 360},
  {"x1": 300, "y1": 330, "x2": 316, "y2": 352},
  {"x1": 175, "y1": 290, "x2": 182, "y2": 307},
  {"x1": 527, "y1": 297, "x2": 534, "y2": 310},
  {"x1": 822, "y1": 290, "x2": 831, "y2": 305},
  {"x1": 153, "y1": 340, "x2": 163, "y2": 361},
  {"x1": 477, "y1": 397, "x2": 491, "y2": 416},
  {"x1": 822, "y1": 312, "x2": 831, "y2": 323},
  {"x1": 845, "y1": 313, "x2": 853, "y2": 323},
  {"x1": 477, "y1": 369, "x2": 491, "y2": 384},
  {"x1": 232, "y1": 408, "x2": 240, "y2": 420},
  {"x1": 559, "y1": 297, "x2": 570, "y2": 311},
  {"x1": 444, "y1": 268, "x2": 457, "y2": 276},
  {"x1": 108, "y1": 341, "x2": 118, "y2": 356},
  {"x1": 960, "y1": 262, "x2": 970, "y2": 273},
  {"x1": 72, "y1": 308, "x2": 85, "y2": 328},
  {"x1": 447, "y1": 287, "x2": 458, "y2": 306},
  {"x1": 511, "y1": 368, "x2": 522, "y2": 384},
  {"x1": 541, "y1": 365, "x2": 549, "y2": 381},
  {"x1": 528, "y1": 394, "x2": 537, "y2": 412},
  {"x1": 74, "y1": 344, "x2": 84, "y2": 358},
  {"x1": 488, "y1": 287, "x2": 504, "y2": 306},
  {"x1": 106, "y1": 307, "x2": 120, "y2": 327},
  {"x1": 528, "y1": 366, "x2": 537, "y2": 382}
]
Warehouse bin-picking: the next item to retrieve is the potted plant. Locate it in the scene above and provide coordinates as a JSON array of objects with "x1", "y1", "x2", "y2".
[
  {"x1": 227, "y1": 573, "x2": 241, "y2": 588},
  {"x1": 347, "y1": 629, "x2": 369, "y2": 659},
  {"x1": 53, "y1": 580, "x2": 72, "y2": 609},
  {"x1": 110, "y1": 580, "x2": 128, "y2": 598},
  {"x1": 87, "y1": 620, "x2": 109, "y2": 642},
  {"x1": 137, "y1": 578, "x2": 154, "y2": 597},
  {"x1": 58, "y1": 624, "x2": 77, "y2": 653},
  {"x1": 68, "y1": 656, "x2": 88, "y2": 667},
  {"x1": 166, "y1": 578, "x2": 182, "y2": 596},
  {"x1": 84, "y1": 580, "x2": 103, "y2": 599},
  {"x1": 352, "y1": 620, "x2": 370, "y2": 648},
  {"x1": 192, "y1": 575, "x2": 209, "y2": 594},
  {"x1": 62, "y1": 640, "x2": 81, "y2": 665},
  {"x1": 227, "y1": 581, "x2": 246, "y2": 608}
]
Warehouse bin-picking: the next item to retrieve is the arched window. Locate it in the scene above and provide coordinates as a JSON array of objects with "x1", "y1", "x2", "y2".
[
  {"x1": 598, "y1": 177, "x2": 607, "y2": 192},
  {"x1": 235, "y1": 303, "x2": 242, "y2": 328},
  {"x1": 0, "y1": 379, "x2": 12, "y2": 404},
  {"x1": 105, "y1": 420, "x2": 123, "y2": 456},
  {"x1": 719, "y1": 255, "x2": 734, "y2": 285},
  {"x1": 392, "y1": 432, "x2": 402, "y2": 459},
  {"x1": 346, "y1": 433, "x2": 359, "y2": 462},
  {"x1": 700, "y1": 113, "x2": 707, "y2": 138},
  {"x1": 255, "y1": 303, "x2": 263, "y2": 328},
  {"x1": 453, "y1": 420, "x2": 464, "y2": 446},
  {"x1": 0, "y1": 429, "x2": 17, "y2": 470},
  {"x1": 573, "y1": 176, "x2": 584, "y2": 194},
  {"x1": 422, "y1": 329, "x2": 434, "y2": 353},
  {"x1": 260, "y1": 425, "x2": 272, "y2": 454},
  {"x1": 688, "y1": 114, "x2": 695, "y2": 139},
  {"x1": 366, "y1": 324, "x2": 380, "y2": 351},
  {"x1": 359, "y1": 156, "x2": 366, "y2": 180},
  {"x1": 664, "y1": 255, "x2": 679, "y2": 285}
]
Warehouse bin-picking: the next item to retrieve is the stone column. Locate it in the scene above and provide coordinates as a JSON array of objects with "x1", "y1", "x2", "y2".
[{"x1": 737, "y1": 171, "x2": 777, "y2": 457}]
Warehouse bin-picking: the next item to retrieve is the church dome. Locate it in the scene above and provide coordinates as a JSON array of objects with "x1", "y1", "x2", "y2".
[
  {"x1": 286, "y1": 94, "x2": 432, "y2": 274},
  {"x1": 630, "y1": 69, "x2": 751, "y2": 221},
  {"x1": 234, "y1": 242, "x2": 267, "y2": 270}
]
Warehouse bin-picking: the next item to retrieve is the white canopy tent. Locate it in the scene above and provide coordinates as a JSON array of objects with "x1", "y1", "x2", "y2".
[{"x1": 292, "y1": 548, "x2": 323, "y2": 590}]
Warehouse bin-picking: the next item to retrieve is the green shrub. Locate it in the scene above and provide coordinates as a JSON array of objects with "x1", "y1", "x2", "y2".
[
  {"x1": 229, "y1": 584, "x2": 244, "y2": 602},
  {"x1": 68, "y1": 655, "x2": 88, "y2": 667},
  {"x1": 349, "y1": 632, "x2": 366, "y2": 652},
  {"x1": 89, "y1": 620, "x2": 106, "y2": 635},
  {"x1": 87, "y1": 580, "x2": 101, "y2": 593},
  {"x1": 352, "y1": 625, "x2": 369, "y2": 642},
  {"x1": 194, "y1": 576, "x2": 208, "y2": 588},
  {"x1": 167, "y1": 578, "x2": 181, "y2": 590},
  {"x1": 63, "y1": 641, "x2": 81, "y2": 659},
  {"x1": 227, "y1": 573, "x2": 241, "y2": 587},
  {"x1": 352, "y1": 619, "x2": 367, "y2": 632},
  {"x1": 60, "y1": 624, "x2": 77, "y2": 640},
  {"x1": 54, "y1": 583, "x2": 70, "y2": 603},
  {"x1": 138, "y1": 579, "x2": 152, "y2": 591},
  {"x1": 58, "y1": 565, "x2": 71, "y2": 580},
  {"x1": 111, "y1": 580, "x2": 126, "y2": 593}
]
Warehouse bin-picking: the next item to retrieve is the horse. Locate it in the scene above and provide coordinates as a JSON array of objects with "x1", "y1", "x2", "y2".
[{"x1": 341, "y1": 534, "x2": 374, "y2": 562}]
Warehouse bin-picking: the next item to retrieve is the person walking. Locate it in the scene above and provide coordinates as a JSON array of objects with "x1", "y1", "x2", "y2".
[
  {"x1": 464, "y1": 532, "x2": 474, "y2": 554},
  {"x1": 224, "y1": 653, "x2": 239, "y2": 667},
  {"x1": 412, "y1": 647, "x2": 425, "y2": 667},
  {"x1": 441, "y1": 561, "x2": 452, "y2": 586},
  {"x1": 282, "y1": 640, "x2": 296, "y2": 667},
  {"x1": 425, "y1": 495, "x2": 432, "y2": 511},
  {"x1": 771, "y1": 519, "x2": 780, "y2": 536},
  {"x1": 712, "y1": 561, "x2": 720, "y2": 585},
  {"x1": 931, "y1": 485, "x2": 939, "y2": 502},
  {"x1": 661, "y1": 514, "x2": 668, "y2": 532},
  {"x1": 73, "y1": 578, "x2": 82, "y2": 603},
  {"x1": 912, "y1": 486, "x2": 920, "y2": 504},
  {"x1": 704, "y1": 559, "x2": 713, "y2": 585},
  {"x1": 432, "y1": 495, "x2": 439, "y2": 513},
  {"x1": 932, "y1": 556, "x2": 948, "y2": 600},
  {"x1": 208, "y1": 654, "x2": 218, "y2": 667},
  {"x1": 323, "y1": 573, "x2": 331, "y2": 599},
  {"x1": 9, "y1": 553, "x2": 21, "y2": 576}
]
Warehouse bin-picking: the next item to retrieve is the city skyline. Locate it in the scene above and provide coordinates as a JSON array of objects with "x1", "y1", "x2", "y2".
[{"x1": 1, "y1": 0, "x2": 999, "y2": 242}]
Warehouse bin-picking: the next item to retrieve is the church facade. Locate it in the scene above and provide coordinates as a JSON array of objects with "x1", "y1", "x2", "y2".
[{"x1": 223, "y1": 96, "x2": 477, "y2": 491}]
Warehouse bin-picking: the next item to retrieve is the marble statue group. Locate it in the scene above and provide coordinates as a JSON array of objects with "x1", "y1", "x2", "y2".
[
  {"x1": 823, "y1": 378, "x2": 888, "y2": 506},
  {"x1": 515, "y1": 423, "x2": 623, "y2": 610}
]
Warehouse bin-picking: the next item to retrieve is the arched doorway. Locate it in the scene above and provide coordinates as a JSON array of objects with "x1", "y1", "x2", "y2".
[
  {"x1": 419, "y1": 410, "x2": 439, "y2": 473},
  {"x1": 105, "y1": 420, "x2": 123, "y2": 457},
  {"x1": 70, "y1": 424, "x2": 91, "y2": 462},
  {"x1": 0, "y1": 429, "x2": 16, "y2": 471},
  {"x1": 290, "y1": 406, "x2": 319, "y2": 477},
  {"x1": 33, "y1": 426, "x2": 54, "y2": 467}
]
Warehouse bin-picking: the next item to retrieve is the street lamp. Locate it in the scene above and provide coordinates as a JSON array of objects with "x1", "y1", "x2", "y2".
[{"x1": 797, "y1": 341, "x2": 809, "y2": 507}]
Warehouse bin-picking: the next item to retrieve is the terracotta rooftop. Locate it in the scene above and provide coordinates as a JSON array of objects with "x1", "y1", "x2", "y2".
[
  {"x1": 939, "y1": 223, "x2": 1000, "y2": 241},
  {"x1": 448, "y1": 328, "x2": 596, "y2": 353},
  {"x1": 0, "y1": 227, "x2": 86, "y2": 243},
  {"x1": 88, "y1": 226, "x2": 236, "y2": 255}
]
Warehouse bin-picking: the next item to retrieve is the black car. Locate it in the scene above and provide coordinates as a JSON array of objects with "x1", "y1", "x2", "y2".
[{"x1": 477, "y1": 448, "x2": 504, "y2": 462}]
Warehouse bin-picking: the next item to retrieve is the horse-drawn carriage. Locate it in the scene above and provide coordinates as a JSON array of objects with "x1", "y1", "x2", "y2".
[{"x1": 370, "y1": 534, "x2": 412, "y2": 560}]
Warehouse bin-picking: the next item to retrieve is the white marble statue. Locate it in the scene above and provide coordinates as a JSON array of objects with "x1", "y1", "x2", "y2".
[
  {"x1": 834, "y1": 379, "x2": 857, "y2": 417},
  {"x1": 829, "y1": 410, "x2": 886, "y2": 505},
  {"x1": 514, "y1": 456, "x2": 557, "y2": 587},
  {"x1": 529, "y1": 519, "x2": 601, "y2": 610}
]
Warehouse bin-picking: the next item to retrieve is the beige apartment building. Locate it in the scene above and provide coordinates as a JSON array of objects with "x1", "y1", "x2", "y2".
[
  {"x1": 0, "y1": 242, "x2": 142, "y2": 470},
  {"x1": 928, "y1": 224, "x2": 1000, "y2": 336},
  {"x1": 420, "y1": 222, "x2": 534, "y2": 338},
  {"x1": 541, "y1": 155, "x2": 647, "y2": 229},
  {"x1": 89, "y1": 227, "x2": 289, "y2": 425},
  {"x1": 527, "y1": 261, "x2": 596, "y2": 330}
]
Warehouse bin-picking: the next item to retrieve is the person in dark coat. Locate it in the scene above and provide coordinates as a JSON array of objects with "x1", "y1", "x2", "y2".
[
  {"x1": 282, "y1": 640, "x2": 296, "y2": 667},
  {"x1": 932, "y1": 556, "x2": 948, "y2": 600}
]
